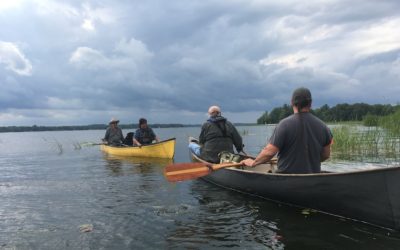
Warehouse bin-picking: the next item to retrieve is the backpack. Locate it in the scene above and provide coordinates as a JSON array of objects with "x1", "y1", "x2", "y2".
[
  {"x1": 123, "y1": 132, "x2": 134, "y2": 146},
  {"x1": 218, "y1": 151, "x2": 244, "y2": 163}
]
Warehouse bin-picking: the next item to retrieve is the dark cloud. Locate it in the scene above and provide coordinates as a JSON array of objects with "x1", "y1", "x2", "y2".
[{"x1": 0, "y1": 0, "x2": 399, "y2": 125}]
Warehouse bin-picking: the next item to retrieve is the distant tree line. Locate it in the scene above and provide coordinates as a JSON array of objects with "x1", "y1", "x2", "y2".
[
  {"x1": 3, "y1": 103, "x2": 398, "y2": 132},
  {"x1": 0, "y1": 123, "x2": 190, "y2": 133},
  {"x1": 257, "y1": 103, "x2": 399, "y2": 124},
  {"x1": 0, "y1": 124, "x2": 108, "y2": 133}
]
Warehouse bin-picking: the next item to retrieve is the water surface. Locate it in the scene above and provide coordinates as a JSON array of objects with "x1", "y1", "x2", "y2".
[{"x1": 0, "y1": 126, "x2": 399, "y2": 249}]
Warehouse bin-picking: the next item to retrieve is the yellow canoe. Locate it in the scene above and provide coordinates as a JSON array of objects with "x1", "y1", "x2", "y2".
[{"x1": 101, "y1": 138, "x2": 176, "y2": 159}]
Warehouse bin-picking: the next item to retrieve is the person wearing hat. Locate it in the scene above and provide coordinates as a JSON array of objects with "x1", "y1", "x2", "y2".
[
  {"x1": 241, "y1": 87, "x2": 333, "y2": 174},
  {"x1": 102, "y1": 118, "x2": 124, "y2": 146},
  {"x1": 133, "y1": 118, "x2": 160, "y2": 146},
  {"x1": 189, "y1": 105, "x2": 244, "y2": 163}
]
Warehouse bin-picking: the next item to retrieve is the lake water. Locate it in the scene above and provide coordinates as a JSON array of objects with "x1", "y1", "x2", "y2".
[{"x1": 0, "y1": 126, "x2": 399, "y2": 249}]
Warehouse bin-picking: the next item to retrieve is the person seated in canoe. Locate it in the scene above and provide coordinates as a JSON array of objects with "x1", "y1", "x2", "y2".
[
  {"x1": 241, "y1": 87, "x2": 333, "y2": 174},
  {"x1": 189, "y1": 105, "x2": 244, "y2": 163},
  {"x1": 132, "y1": 118, "x2": 160, "y2": 146},
  {"x1": 102, "y1": 117, "x2": 124, "y2": 146}
]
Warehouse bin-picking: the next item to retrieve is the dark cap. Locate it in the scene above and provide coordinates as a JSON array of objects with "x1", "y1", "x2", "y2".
[
  {"x1": 139, "y1": 118, "x2": 147, "y2": 126},
  {"x1": 292, "y1": 87, "x2": 312, "y2": 107}
]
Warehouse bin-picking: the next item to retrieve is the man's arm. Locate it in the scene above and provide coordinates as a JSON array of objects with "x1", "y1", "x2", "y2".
[
  {"x1": 119, "y1": 129, "x2": 124, "y2": 142},
  {"x1": 133, "y1": 138, "x2": 141, "y2": 146},
  {"x1": 320, "y1": 144, "x2": 331, "y2": 162},
  {"x1": 103, "y1": 129, "x2": 110, "y2": 144},
  {"x1": 149, "y1": 128, "x2": 160, "y2": 142},
  {"x1": 198, "y1": 124, "x2": 207, "y2": 144},
  {"x1": 241, "y1": 143, "x2": 279, "y2": 167},
  {"x1": 133, "y1": 131, "x2": 141, "y2": 146}
]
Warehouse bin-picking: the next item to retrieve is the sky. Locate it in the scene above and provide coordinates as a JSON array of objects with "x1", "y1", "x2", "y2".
[{"x1": 1, "y1": 0, "x2": 400, "y2": 126}]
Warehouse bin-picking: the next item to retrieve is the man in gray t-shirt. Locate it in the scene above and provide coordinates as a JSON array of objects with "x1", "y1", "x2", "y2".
[
  {"x1": 241, "y1": 87, "x2": 333, "y2": 174},
  {"x1": 103, "y1": 118, "x2": 124, "y2": 146}
]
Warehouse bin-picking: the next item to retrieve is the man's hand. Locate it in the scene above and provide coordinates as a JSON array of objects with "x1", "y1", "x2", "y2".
[{"x1": 240, "y1": 158, "x2": 255, "y2": 167}]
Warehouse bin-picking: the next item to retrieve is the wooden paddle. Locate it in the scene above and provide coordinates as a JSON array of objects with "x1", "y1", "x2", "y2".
[
  {"x1": 164, "y1": 162, "x2": 243, "y2": 182},
  {"x1": 80, "y1": 142, "x2": 105, "y2": 147},
  {"x1": 80, "y1": 142, "x2": 128, "y2": 147}
]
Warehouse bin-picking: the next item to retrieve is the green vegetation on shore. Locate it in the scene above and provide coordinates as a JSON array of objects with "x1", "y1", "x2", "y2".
[{"x1": 257, "y1": 103, "x2": 398, "y2": 124}]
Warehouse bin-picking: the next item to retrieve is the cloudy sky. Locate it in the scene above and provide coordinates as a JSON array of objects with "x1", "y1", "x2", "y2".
[{"x1": 1, "y1": 0, "x2": 399, "y2": 126}]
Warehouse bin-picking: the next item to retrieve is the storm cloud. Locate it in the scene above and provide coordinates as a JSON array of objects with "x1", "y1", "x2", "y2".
[{"x1": 0, "y1": 0, "x2": 399, "y2": 126}]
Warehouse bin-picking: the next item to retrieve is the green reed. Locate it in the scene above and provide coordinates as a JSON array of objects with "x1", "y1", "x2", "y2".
[
  {"x1": 379, "y1": 109, "x2": 400, "y2": 135},
  {"x1": 240, "y1": 129, "x2": 249, "y2": 136},
  {"x1": 331, "y1": 125, "x2": 400, "y2": 163}
]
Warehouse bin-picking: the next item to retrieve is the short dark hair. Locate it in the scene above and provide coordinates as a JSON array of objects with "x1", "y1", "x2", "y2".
[
  {"x1": 292, "y1": 87, "x2": 312, "y2": 109},
  {"x1": 139, "y1": 118, "x2": 147, "y2": 127}
]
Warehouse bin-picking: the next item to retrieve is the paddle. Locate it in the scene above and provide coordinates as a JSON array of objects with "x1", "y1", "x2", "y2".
[
  {"x1": 79, "y1": 141, "x2": 128, "y2": 147},
  {"x1": 79, "y1": 142, "x2": 105, "y2": 147},
  {"x1": 164, "y1": 162, "x2": 243, "y2": 182}
]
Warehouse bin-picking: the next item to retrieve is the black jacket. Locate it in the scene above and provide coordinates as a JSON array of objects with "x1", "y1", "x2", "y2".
[{"x1": 199, "y1": 116, "x2": 243, "y2": 163}]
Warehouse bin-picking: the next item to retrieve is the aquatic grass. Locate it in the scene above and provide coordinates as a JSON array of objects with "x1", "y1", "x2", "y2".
[
  {"x1": 42, "y1": 136, "x2": 64, "y2": 154},
  {"x1": 379, "y1": 109, "x2": 400, "y2": 135},
  {"x1": 240, "y1": 129, "x2": 249, "y2": 136},
  {"x1": 54, "y1": 139, "x2": 63, "y2": 155},
  {"x1": 73, "y1": 142, "x2": 82, "y2": 150},
  {"x1": 331, "y1": 125, "x2": 400, "y2": 163}
]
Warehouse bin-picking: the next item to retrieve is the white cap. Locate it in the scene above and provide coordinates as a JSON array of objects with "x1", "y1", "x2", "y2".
[{"x1": 208, "y1": 105, "x2": 221, "y2": 116}]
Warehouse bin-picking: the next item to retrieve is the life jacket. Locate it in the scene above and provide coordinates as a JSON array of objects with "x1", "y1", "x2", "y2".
[
  {"x1": 135, "y1": 128, "x2": 155, "y2": 145},
  {"x1": 207, "y1": 116, "x2": 232, "y2": 140}
]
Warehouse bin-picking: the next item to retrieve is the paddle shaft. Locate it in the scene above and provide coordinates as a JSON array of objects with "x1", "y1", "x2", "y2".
[
  {"x1": 164, "y1": 162, "x2": 244, "y2": 182},
  {"x1": 209, "y1": 162, "x2": 243, "y2": 171},
  {"x1": 80, "y1": 142, "x2": 105, "y2": 147}
]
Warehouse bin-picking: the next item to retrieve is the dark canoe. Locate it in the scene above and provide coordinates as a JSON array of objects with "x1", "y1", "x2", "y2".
[{"x1": 189, "y1": 145, "x2": 400, "y2": 231}]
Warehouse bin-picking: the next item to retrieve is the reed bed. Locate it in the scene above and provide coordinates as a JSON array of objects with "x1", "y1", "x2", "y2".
[
  {"x1": 379, "y1": 110, "x2": 400, "y2": 135},
  {"x1": 331, "y1": 125, "x2": 400, "y2": 163}
]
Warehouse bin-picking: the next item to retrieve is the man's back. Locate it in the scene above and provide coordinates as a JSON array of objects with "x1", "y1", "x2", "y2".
[
  {"x1": 270, "y1": 112, "x2": 332, "y2": 173},
  {"x1": 199, "y1": 117, "x2": 243, "y2": 163},
  {"x1": 135, "y1": 127, "x2": 156, "y2": 145}
]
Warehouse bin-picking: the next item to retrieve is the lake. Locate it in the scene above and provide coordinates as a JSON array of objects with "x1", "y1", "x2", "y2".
[{"x1": 0, "y1": 126, "x2": 399, "y2": 249}]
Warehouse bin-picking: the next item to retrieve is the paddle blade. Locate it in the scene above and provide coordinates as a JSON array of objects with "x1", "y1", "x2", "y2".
[{"x1": 164, "y1": 162, "x2": 212, "y2": 182}]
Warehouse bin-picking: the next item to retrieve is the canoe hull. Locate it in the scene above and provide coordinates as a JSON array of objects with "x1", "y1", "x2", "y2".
[
  {"x1": 101, "y1": 138, "x2": 176, "y2": 158},
  {"x1": 190, "y1": 149, "x2": 400, "y2": 230}
]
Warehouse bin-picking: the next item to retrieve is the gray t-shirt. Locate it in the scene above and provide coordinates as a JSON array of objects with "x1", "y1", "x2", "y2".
[
  {"x1": 269, "y1": 112, "x2": 332, "y2": 174},
  {"x1": 104, "y1": 126, "x2": 124, "y2": 145}
]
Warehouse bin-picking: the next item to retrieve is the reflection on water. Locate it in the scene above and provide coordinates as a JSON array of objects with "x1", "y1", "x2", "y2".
[
  {"x1": 0, "y1": 128, "x2": 399, "y2": 249},
  {"x1": 165, "y1": 180, "x2": 284, "y2": 249},
  {"x1": 103, "y1": 154, "x2": 173, "y2": 176},
  {"x1": 104, "y1": 154, "x2": 174, "y2": 166},
  {"x1": 104, "y1": 157, "x2": 124, "y2": 174}
]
